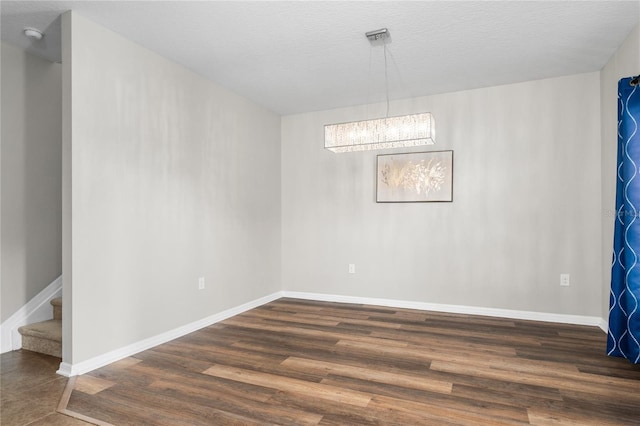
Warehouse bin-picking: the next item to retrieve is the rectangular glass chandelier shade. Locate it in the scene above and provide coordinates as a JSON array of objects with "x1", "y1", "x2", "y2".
[{"x1": 324, "y1": 112, "x2": 435, "y2": 153}]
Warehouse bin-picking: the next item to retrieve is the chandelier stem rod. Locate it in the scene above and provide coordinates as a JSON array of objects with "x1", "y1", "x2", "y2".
[{"x1": 384, "y1": 37, "x2": 390, "y2": 118}]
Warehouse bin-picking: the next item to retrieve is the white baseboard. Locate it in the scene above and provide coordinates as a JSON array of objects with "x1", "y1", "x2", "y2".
[
  {"x1": 57, "y1": 361, "x2": 74, "y2": 377},
  {"x1": 57, "y1": 291, "x2": 282, "y2": 377},
  {"x1": 57, "y1": 290, "x2": 609, "y2": 377},
  {"x1": 597, "y1": 318, "x2": 608, "y2": 333},
  {"x1": 1, "y1": 276, "x2": 62, "y2": 354},
  {"x1": 281, "y1": 291, "x2": 608, "y2": 332}
]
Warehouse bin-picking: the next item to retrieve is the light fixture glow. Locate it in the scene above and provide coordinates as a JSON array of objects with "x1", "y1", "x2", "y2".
[
  {"x1": 324, "y1": 112, "x2": 435, "y2": 153},
  {"x1": 324, "y1": 28, "x2": 436, "y2": 153},
  {"x1": 23, "y1": 27, "x2": 44, "y2": 40}
]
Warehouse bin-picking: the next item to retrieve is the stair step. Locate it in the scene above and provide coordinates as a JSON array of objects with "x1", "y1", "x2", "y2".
[
  {"x1": 51, "y1": 297, "x2": 62, "y2": 320},
  {"x1": 19, "y1": 319, "x2": 62, "y2": 341},
  {"x1": 18, "y1": 319, "x2": 62, "y2": 358}
]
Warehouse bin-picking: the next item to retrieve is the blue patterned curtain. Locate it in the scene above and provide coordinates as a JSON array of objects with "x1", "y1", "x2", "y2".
[{"x1": 609, "y1": 76, "x2": 640, "y2": 364}]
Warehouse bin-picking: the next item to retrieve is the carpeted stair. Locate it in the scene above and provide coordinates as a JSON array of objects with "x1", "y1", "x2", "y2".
[{"x1": 18, "y1": 297, "x2": 62, "y2": 358}]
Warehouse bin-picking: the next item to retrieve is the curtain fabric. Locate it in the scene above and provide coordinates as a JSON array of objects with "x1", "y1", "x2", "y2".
[{"x1": 609, "y1": 76, "x2": 640, "y2": 364}]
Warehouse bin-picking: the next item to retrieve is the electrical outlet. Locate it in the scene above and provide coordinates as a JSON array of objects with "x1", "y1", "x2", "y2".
[
  {"x1": 348, "y1": 264, "x2": 356, "y2": 274},
  {"x1": 198, "y1": 277, "x2": 205, "y2": 290},
  {"x1": 560, "y1": 274, "x2": 570, "y2": 287}
]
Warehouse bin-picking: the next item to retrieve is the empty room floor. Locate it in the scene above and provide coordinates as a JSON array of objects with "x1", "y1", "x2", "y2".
[{"x1": 52, "y1": 298, "x2": 640, "y2": 425}]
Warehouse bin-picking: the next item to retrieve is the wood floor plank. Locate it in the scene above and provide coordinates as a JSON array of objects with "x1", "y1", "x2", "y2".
[
  {"x1": 443, "y1": 373, "x2": 566, "y2": 403},
  {"x1": 281, "y1": 356, "x2": 452, "y2": 394},
  {"x1": 336, "y1": 332, "x2": 519, "y2": 359},
  {"x1": 203, "y1": 364, "x2": 373, "y2": 407},
  {"x1": 222, "y1": 316, "x2": 374, "y2": 342},
  {"x1": 577, "y1": 362, "x2": 640, "y2": 379},
  {"x1": 527, "y1": 408, "x2": 625, "y2": 426},
  {"x1": 451, "y1": 383, "x2": 564, "y2": 409},
  {"x1": 164, "y1": 336, "x2": 290, "y2": 367},
  {"x1": 267, "y1": 388, "x2": 462, "y2": 426},
  {"x1": 148, "y1": 379, "x2": 323, "y2": 425},
  {"x1": 371, "y1": 310, "x2": 519, "y2": 329},
  {"x1": 514, "y1": 346, "x2": 612, "y2": 366},
  {"x1": 250, "y1": 307, "x2": 404, "y2": 330},
  {"x1": 266, "y1": 300, "x2": 374, "y2": 319},
  {"x1": 368, "y1": 394, "x2": 528, "y2": 426},
  {"x1": 559, "y1": 388, "x2": 640, "y2": 411},
  {"x1": 430, "y1": 360, "x2": 640, "y2": 402},
  {"x1": 372, "y1": 324, "x2": 544, "y2": 347},
  {"x1": 155, "y1": 339, "x2": 328, "y2": 383},
  {"x1": 335, "y1": 337, "x2": 511, "y2": 366},
  {"x1": 129, "y1": 361, "x2": 278, "y2": 403},
  {"x1": 67, "y1": 388, "x2": 183, "y2": 426},
  {"x1": 241, "y1": 308, "x2": 342, "y2": 327},
  {"x1": 198, "y1": 323, "x2": 344, "y2": 357},
  {"x1": 89, "y1": 380, "x2": 262, "y2": 426},
  {"x1": 231, "y1": 338, "x2": 430, "y2": 373},
  {"x1": 320, "y1": 375, "x2": 531, "y2": 424},
  {"x1": 73, "y1": 375, "x2": 115, "y2": 395}
]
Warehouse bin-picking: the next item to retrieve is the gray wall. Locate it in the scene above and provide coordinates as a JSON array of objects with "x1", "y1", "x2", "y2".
[
  {"x1": 62, "y1": 13, "x2": 281, "y2": 364},
  {"x1": 1, "y1": 42, "x2": 62, "y2": 322},
  {"x1": 282, "y1": 72, "x2": 602, "y2": 316},
  {"x1": 600, "y1": 24, "x2": 640, "y2": 321}
]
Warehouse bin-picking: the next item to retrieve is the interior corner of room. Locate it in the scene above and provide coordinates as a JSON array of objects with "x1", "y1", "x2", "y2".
[{"x1": 1, "y1": 3, "x2": 639, "y2": 378}]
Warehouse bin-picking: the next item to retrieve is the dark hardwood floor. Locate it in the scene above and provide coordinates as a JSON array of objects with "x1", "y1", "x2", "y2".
[{"x1": 59, "y1": 298, "x2": 640, "y2": 425}]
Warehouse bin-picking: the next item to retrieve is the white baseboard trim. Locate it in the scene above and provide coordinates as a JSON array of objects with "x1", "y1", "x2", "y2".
[
  {"x1": 57, "y1": 290, "x2": 609, "y2": 377},
  {"x1": 281, "y1": 291, "x2": 607, "y2": 331},
  {"x1": 597, "y1": 318, "x2": 608, "y2": 333},
  {"x1": 57, "y1": 291, "x2": 282, "y2": 377},
  {"x1": 57, "y1": 362, "x2": 74, "y2": 377},
  {"x1": 1, "y1": 276, "x2": 62, "y2": 354}
]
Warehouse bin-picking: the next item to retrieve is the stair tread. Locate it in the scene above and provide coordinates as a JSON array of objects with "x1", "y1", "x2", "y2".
[
  {"x1": 18, "y1": 319, "x2": 62, "y2": 342},
  {"x1": 51, "y1": 297, "x2": 62, "y2": 307}
]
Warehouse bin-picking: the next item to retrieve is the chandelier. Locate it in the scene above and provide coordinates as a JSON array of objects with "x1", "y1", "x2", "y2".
[{"x1": 324, "y1": 28, "x2": 435, "y2": 153}]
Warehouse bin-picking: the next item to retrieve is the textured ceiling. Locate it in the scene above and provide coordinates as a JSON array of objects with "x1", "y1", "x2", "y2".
[{"x1": 1, "y1": 1, "x2": 639, "y2": 115}]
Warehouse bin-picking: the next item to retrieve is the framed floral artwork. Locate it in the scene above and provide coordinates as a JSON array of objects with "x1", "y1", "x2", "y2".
[{"x1": 376, "y1": 150, "x2": 453, "y2": 202}]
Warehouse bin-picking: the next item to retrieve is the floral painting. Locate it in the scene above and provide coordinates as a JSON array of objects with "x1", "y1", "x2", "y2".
[{"x1": 376, "y1": 151, "x2": 453, "y2": 202}]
